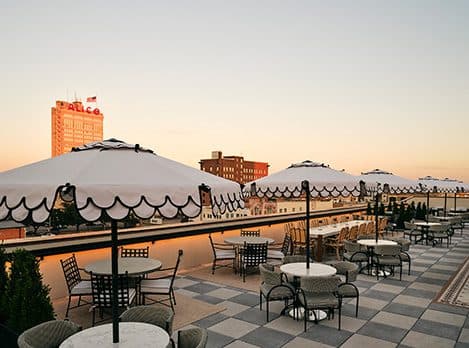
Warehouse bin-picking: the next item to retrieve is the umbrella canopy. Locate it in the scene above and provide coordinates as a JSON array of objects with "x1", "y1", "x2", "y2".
[
  {"x1": 0, "y1": 139, "x2": 245, "y2": 343},
  {"x1": 359, "y1": 169, "x2": 422, "y2": 241},
  {"x1": 246, "y1": 160, "x2": 363, "y2": 268},
  {"x1": 359, "y1": 169, "x2": 422, "y2": 194},
  {"x1": 418, "y1": 176, "x2": 461, "y2": 219}
]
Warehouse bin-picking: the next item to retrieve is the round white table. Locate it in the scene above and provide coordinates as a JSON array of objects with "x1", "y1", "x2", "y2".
[
  {"x1": 60, "y1": 322, "x2": 169, "y2": 348},
  {"x1": 357, "y1": 239, "x2": 397, "y2": 276},
  {"x1": 357, "y1": 239, "x2": 397, "y2": 247},
  {"x1": 413, "y1": 222, "x2": 441, "y2": 245},
  {"x1": 280, "y1": 262, "x2": 337, "y2": 321},
  {"x1": 224, "y1": 236, "x2": 274, "y2": 245},
  {"x1": 85, "y1": 257, "x2": 162, "y2": 276},
  {"x1": 280, "y1": 262, "x2": 336, "y2": 278}
]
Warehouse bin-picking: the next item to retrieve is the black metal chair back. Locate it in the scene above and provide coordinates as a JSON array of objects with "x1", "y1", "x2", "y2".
[
  {"x1": 240, "y1": 229, "x2": 261, "y2": 237},
  {"x1": 121, "y1": 246, "x2": 150, "y2": 258},
  {"x1": 241, "y1": 242, "x2": 268, "y2": 267},
  {"x1": 90, "y1": 271, "x2": 132, "y2": 311},
  {"x1": 60, "y1": 254, "x2": 82, "y2": 292}
]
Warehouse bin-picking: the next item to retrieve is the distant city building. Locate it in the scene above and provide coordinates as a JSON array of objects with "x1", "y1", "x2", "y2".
[
  {"x1": 199, "y1": 151, "x2": 269, "y2": 184},
  {"x1": 51, "y1": 100, "x2": 104, "y2": 157},
  {"x1": 0, "y1": 221, "x2": 25, "y2": 240}
]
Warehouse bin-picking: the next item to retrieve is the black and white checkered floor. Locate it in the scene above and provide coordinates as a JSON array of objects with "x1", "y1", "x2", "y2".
[{"x1": 171, "y1": 229, "x2": 469, "y2": 348}]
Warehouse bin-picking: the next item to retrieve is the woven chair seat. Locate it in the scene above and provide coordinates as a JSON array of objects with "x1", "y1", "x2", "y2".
[
  {"x1": 70, "y1": 280, "x2": 92, "y2": 295},
  {"x1": 260, "y1": 283, "x2": 295, "y2": 300},
  {"x1": 399, "y1": 252, "x2": 410, "y2": 261},
  {"x1": 178, "y1": 327, "x2": 208, "y2": 348},
  {"x1": 343, "y1": 252, "x2": 368, "y2": 262},
  {"x1": 17, "y1": 320, "x2": 81, "y2": 348},
  {"x1": 373, "y1": 256, "x2": 401, "y2": 266},
  {"x1": 338, "y1": 284, "x2": 358, "y2": 297},
  {"x1": 299, "y1": 292, "x2": 339, "y2": 308}
]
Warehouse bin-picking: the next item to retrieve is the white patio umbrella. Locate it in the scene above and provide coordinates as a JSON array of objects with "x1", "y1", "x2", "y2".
[
  {"x1": 358, "y1": 169, "x2": 423, "y2": 241},
  {"x1": 246, "y1": 160, "x2": 363, "y2": 268},
  {"x1": 0, "y1": 139, "x2": 245, "y2": 343},
  {"x1": 418, "y1": 176, "x2": 459, "y2": 220}
]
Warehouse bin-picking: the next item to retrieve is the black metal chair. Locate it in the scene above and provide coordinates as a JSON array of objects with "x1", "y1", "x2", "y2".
[
  {"x1": 121, "y1": 246, "x2": 150, "y2": 258},
  {"x1": 342, "y1": 240, "x2": 368, "y2": 271},
  {"x1": 259, "y1": 263, "x2": 295, "y2": 321},
  {"x1": 140, "y1": 249, "x2": 183, "y2": 310},
  {"x1": 90, "y1": 271, "x2": 136, "y2": 326},
  {"x1": 60, "y1": 254, "x2": 92, "y2": 317},
  {"x1": 240, "y1": 242, "x2": 267, "y2": 282},
  {"x1": 17, "y1": 320, "x2": 81, "y2": 348},
  {"x1": 390, "y1": 237, "x2": 412, "y2": 275},
  {"x1": 208, "y1": 234, "x2": 236, "y2": 274},
  {"x1": 240, "y1": 229, "x2": 261, "y2": 237},
  {"x1": 267, "y1": 233, "x2": 292, "y2": 262},
  {"x1": 428, "y1": 224, "x2": 453, "y2": 248}
]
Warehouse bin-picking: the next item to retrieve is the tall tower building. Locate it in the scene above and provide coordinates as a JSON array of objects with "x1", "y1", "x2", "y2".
[{"x1": 51, "y1": 100, "x2": 104, "y2": 157}]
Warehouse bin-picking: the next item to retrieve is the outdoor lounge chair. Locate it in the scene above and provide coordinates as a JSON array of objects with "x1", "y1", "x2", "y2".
[
  {"x1": 298, "y1": 276, "x2": 342, "y2": 331},
  {"x1": 259, "y1": 263, "x2": 295, "y2": 321},
  {"x1": 60, "y1": 254, "x2": 92, "y2": 317},
  {"x1": 120, "y1": 305, "x2": 174, "y2": 339},
  {"x1": 267, "y1": 233, "x2": 292, "y2": 262},
  {"x1": 328, "y1": 261, "x2": 360, "y2": 317},
  {"x1": 140, "y1": 249, "x2": 183, "y2": 310},
  {"x1": 17, "y1": 319, "x2": 81, "y2": 348},
  {"x1": 208, "y1": 234, "x2": 236, "y2": 274},
  {"x1": 240, "y1": 241, "x2": 268, "y2": 282},
  {"x1": 178, "y1": 327, "x2": 208, "y2": 348},
  {"x1": 372, "y1": 244, "x2": 403, "y2": 280},
  {"x1": 90, "y1": 271, "x2": 136, "y2": 326}
]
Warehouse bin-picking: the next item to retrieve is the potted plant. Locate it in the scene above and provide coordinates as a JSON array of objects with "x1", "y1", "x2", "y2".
[{"x1": 4, "y1": 249, "x2": 54, "y2": 335}]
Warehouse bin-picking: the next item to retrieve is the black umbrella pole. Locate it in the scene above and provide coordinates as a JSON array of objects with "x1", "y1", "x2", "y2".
[
  {"x1": 111, "y1": 220, "x2": 119, "y2": 343},
  {"x1": 302, "y1": 181, "x2": 311, "y2": 269},
  {"x1": 375, "y1": 194, "x2": 379, "y2": 243},
  {"x1": 444, "y1": 193, "x2": 447, "y2": 217},
  {"x1": 454, "y1": 193, "x2": 457, "y2": 212},
  {"x1": 426, "y1": 192, "x2": 430, "y2": 223}
]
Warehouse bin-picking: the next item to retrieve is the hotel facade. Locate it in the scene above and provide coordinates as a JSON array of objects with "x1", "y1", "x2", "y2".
[
  {"x1": 51, "y1": 100, "x2": 104, "y2": 157},
  {"x1": 199, "y1": 151, "x2": 269, "y2": 184}
]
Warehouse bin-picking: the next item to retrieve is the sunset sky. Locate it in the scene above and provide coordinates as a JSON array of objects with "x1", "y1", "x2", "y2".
[{"x1": 1, "y1": 1, "x2": 468, "y2": 182}]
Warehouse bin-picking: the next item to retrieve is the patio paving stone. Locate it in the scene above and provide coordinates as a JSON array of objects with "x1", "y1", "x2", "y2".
[
  {"x1": 412, "y1": 318, "x2": 462, "y2": 340},
  {"x1": 369, "y1": 283, "x2": 405, "y2": 294},
  {"x1": 206, "y1": 287, "x2": 243, "y2": 300},
  {"x1": 206, "y1": 330, "x2": 235, "y2": 348},
  {"x1": 341, "y1": 333, "x2": 397, "y2": 348},
  {"x1": 208, "y1": 318, "x2": 259, "y2": 339},
  {"x1": 357, "y1": 321, "x2": 407, "y2": 343},
  {"x1": 194, "y1": 313, "x2": 230, "y2": 329},
  {"x1": 370, "y1": 311, "x2": 418, "y2": 330},
  {"x1": 401, "y1": 330, "x2": 456, "y2": 348},
  {"x1": 363, "y1": 289, "x2": 398, "y2": 301},
  {"x1": 234, "y1": 307, "x2": 269, "y2": 326},
  {"x1": 392, "y1": 294, "x2": 432, "y2": 308},
  {"x1": 282, "y1": 337, "x2": 334, "y2": 348},
  {"x1": 229, "y1": 293, "x2": 261, "y2": 307},
  {"x1": 459, "y1": 328, "x2": 469, "y2": 344},
  {"x1": 421, "y1": 309, "x2": 467, "y2": 326},
  {"x1": 263, "y1": 316, "x2": 305, "y2": 336},
  {"x1": 219, "y1": 300, "x2": 251, "y2": 317},
  {"x1": 184, "y1": 282, "x2": 221, "y2": 294},
  {"x1": 224, "y1": 340, "x2": 260, "y2": 348},
  {"x1": 240, "y1": 327, "x2": 294, "y2": 348},
  {"x1": 193, "y1": 294, "x2": 226, "y2": 305},
  {"x1": 383, "y1": 302, "x2": 426, "y2": 318},
  {"x1": 299, "y1": 324, "x2": 353, "y2": 346}
]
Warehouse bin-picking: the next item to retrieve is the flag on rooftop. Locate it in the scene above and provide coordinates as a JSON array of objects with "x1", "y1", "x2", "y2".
[{"x1": 86, "y1": 96, "x2": 97, "y2": 102}]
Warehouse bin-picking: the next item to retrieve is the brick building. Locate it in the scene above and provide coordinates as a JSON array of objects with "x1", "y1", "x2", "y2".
[
  {"x1": 199, "y1": 151, "x2": 269, "y2": 185},
  {"x1": 51, "y1": 100, "x2": 104, "y2": 157},
  {"x1": 0, "y1": 221, "x2": 26, "y2": 240}
]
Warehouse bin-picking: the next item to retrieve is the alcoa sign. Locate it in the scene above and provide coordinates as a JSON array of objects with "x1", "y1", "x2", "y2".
[{"x1": 68, "y1": 103, "x2": 101, "y2": 115}]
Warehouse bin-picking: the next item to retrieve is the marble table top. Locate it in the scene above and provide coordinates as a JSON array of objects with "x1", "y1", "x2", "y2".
[
  {"x1": 60, "y1": 322, "x2": 169, "y2": 348},
  {"x1": 85, "y1": 257, "x2": 162, "y2": 276},
  {"x1": 280, "y1": 262, "x2": 336, "y2": 278}
]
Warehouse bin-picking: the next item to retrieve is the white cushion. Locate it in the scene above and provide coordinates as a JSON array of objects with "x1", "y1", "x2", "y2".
[
  {"x1": 71, "y1": 280, "x2": 92, "y2": 295},
  {"x1": 267, "y1": 250, "x2": 284, "y2": 260},
  {"x1": 140, "y1": 278, "x2": 171, "y2": 294},
  {"x1": 215, "y1": 250, "x2": 236, "y2": 259}
]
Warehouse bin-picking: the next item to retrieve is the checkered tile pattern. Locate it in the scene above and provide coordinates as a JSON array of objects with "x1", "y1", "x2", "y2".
[{"x1": 173, "y1": 229, "x2": 469, "y2": 347}]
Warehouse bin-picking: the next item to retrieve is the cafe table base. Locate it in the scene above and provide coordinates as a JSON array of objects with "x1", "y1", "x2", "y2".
[{"x1": 287, "y1": 307, "x2": 328, "y2": 321}]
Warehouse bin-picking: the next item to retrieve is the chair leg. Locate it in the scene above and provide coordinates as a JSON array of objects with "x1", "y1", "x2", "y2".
[
  {"x1": 408, "y1": 259, "x2": 411, "y2": 275},
  {"x1": 266, "y1": 299, "x2": 270, "y2": 322},
  {"x1": 65, "y1": 296, "x2": 72, "y2": 318},
  {"x1": 355, "y1": 296, "x2": 359, "y2": 317},
  {"x1": 212, "y1": 260, "x2": 216, "y2": 274},
  {"x1": 399, "y1": 265, "x2": 402, "y2": 281},
  {"x1": 338, "y1": 304, "x2": 342, "y2": 330},
  {"x1": 172, "y1": 289, "x2": 177, "y2": 305},
  {"x1": 259, "y1": 292, "x2": 263, "y2": 311}
]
